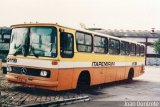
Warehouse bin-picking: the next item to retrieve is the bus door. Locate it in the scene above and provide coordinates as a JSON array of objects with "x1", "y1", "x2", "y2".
[{"x1": 57, "y1": 31, "x2": 74, "y2": 90}]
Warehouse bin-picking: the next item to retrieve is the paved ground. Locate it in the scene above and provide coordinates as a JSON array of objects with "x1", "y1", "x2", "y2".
[
  {"x1": 0, "y1": 76, "x2": 90, "y2": 106},
  {"x1": 1, "y1": 66, "x2": 160, "y2": 107},
  {"x1": 65, "y1": 66, "x2": 160, "y2": 107}
]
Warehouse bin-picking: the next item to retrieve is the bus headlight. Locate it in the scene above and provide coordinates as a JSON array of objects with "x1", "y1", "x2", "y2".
[
  {"x1": 7, "y1": 66, "x2": 12, "y2": 72},
  {"x1": 40, "y1": 70, "x2": 48, "y2": 77}
]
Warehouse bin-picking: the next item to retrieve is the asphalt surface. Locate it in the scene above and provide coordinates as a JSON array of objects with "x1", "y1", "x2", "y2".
[{"x1": 64, "y1": 66, "x2": 160, "y2": 107}]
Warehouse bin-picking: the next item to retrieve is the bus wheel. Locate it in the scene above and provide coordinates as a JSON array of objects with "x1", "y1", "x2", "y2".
[
  {"x1": 127, "y1": 68, "x2": 134, "y2": 83},
  {"x1": 77, "y1": 71, "x2": 90, "y2": 92}
]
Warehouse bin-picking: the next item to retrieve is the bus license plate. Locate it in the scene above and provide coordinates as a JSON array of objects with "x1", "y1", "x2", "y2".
[{"x1": 17, "y1": 78, "x2": 27, "y2": 83}]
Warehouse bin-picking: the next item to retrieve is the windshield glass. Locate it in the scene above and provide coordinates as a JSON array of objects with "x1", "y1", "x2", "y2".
[
  {"x1": 9, "y1": 27, "x2": 57, "y2": 57},
  {"x1": 29, "y1": 27, "x2": 57, "y2": 57},
  {"x1": 9, "y1": 28, "x2": 28, "y2": 55}
]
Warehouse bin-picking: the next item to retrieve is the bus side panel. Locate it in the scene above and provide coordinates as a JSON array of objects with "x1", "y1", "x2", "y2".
[
  {"x1": 92, "y1": 68, "x2": 106, "y2": 85},
  {"x1": 106, "y1": 67, "x2": 117, "y2": 82},
  {"x1": 121, "y1": 66, "x2": 127, "y2": 80},
  {"x1": 105, "y1": 67, "x2": 111, "y2": 83},
  {"x1": 134, "y1": 66, "x2": 141, "y2": 77},
  {"x1": 115, "y1": 66, "x2": 126, "y2": 81},
  {"x1": 70, "y1": 66, "x2": 125, "y2": 87},
  {"x1": 57, "y1": 69, "x2": 74, "y2": 90},
  {"x1": 71, "y1": 67, "x2": 110, "y2": 88}
]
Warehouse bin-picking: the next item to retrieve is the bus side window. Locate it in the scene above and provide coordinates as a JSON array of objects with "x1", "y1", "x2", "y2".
[
  {"x1": 140, "y1": 45, "x2": 145, "y2": 56},
  {"x1": 94, "y1": 35, "x2": 108, "y2": 54},
  {"x1": 120, "y1": 41, "x2": 125, "y2": 55},
  {"x1": 109, "y1": 39, "x2": 120, "y2": 55},
  {"x1": 125, "y1": 42, "x2": 129, "y2": 55},
  {"x1": 121, "y1": 41, "x2": 129, "y2": 55},
  {"x1": 60, "y1": 32, "x2": 74, "y2": 58},
  {"x1": 136, "y1": 45, "x2": 140, "y2": 56},
  {"x1": 130, "y1": 43, "x2": 136, "y2": 56},
  {"x1": 76, "y1": 32, "x2": 92, "y2": 52}
]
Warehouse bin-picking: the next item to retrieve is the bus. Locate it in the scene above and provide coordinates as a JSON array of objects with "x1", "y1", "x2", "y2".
[
  {"x1": 0, "y1": 27, "x2": 11, "y2": 73},
  {"x1": 6, "y1": 23, "x2": 145, "y2": 91}
]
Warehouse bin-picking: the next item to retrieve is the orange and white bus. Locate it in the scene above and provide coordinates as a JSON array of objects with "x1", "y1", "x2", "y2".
[{"x1": 6, "y1": 23, "x2": 145, "y2": 91}]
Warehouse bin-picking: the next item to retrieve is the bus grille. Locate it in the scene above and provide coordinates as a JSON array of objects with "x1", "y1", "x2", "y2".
[{"x1": 10, "y1": 66, "x2": 51, "y2": 78}]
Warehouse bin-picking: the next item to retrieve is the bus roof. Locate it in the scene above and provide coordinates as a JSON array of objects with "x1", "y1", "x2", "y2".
[{"x1": 11, "y1": 23, "x2": 145, "y2": 46}]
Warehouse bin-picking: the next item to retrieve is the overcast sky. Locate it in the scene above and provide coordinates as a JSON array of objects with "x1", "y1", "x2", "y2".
[{"x1": 0, "y1": 0, "x2": 160, "y2": 30}]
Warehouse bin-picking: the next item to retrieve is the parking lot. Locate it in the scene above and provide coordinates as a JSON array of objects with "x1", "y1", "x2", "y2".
[{"x1": 65, "y1": 66, "x2": 160, "y2": 107}]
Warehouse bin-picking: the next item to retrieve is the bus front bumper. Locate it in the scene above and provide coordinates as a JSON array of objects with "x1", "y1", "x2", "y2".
[{"x1": 6, "y1": 74, "x2": 58, "y2": 87}]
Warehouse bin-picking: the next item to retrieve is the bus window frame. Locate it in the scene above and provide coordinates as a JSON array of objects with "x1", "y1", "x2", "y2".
[
  {"x1": 93, "y1": 35, "x2": 108, "y2": 54},
  {"x1": 76, "y1": 31, "x2": 93, "y2": 53}
]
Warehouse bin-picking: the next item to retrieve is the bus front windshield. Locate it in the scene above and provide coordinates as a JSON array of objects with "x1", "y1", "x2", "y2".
[{"x1": 9, "y1": 27, "x2": 57, "y2": 57}]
